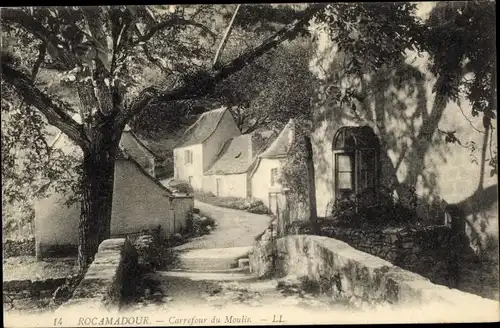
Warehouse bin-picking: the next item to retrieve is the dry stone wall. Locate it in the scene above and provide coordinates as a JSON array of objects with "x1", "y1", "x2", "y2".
[
  {"x1": 249, "y1": 235, "x2": 498, "y2": 310},
  {"x1": 318, "y1": 225, "x2": 467, "y2": 286},
  {"x1": 3, "y1": 277, "x2": 71, "y2": 300},
  {"x1": 3, "y1": 238, "x2": 36, "y2": 257},
  {"x1": 56, "y1": 238, "x2": 138, "y2": 314}
]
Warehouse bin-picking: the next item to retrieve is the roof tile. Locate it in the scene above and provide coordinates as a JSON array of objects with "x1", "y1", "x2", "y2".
[
  {"x1": 259, "y1": 119, "x2": 295, "y2": 158},
  {"x1": 174, "y1": 107, "x2": 228, "y2": 148}
]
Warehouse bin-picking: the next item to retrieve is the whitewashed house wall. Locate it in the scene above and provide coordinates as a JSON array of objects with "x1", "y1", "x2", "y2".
[
  {"x1": 308, "y1": 19, "x2": 498, "y2": 251},
  {"x1": 251, "y1": 158, "x2": 284, "y2": 209},
  {"x1": 173, "y1": 144, "x2": 204, "y2": 190},
  {"x1": 202, "y1": 110, "x2": 241, "y2": 173}
]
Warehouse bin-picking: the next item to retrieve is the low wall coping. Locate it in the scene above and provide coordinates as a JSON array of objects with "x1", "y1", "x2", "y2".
[
  {"x1": 252, "y1": 234, "x2": 498, "y2": 312},
  {"x1": 56, "y1": 238, "x2": 135, "y2": 314}
]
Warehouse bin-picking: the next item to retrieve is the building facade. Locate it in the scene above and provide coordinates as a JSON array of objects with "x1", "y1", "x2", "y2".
[
  {"x1": 308, "y1": 23, "x2": 498, "y2": 252},
  {"x1": 173, "y1": 107, "x2": 241, "y2": 190},
  {"x1": 35, "y1": 126, "x2": 193, "y2": 259}
]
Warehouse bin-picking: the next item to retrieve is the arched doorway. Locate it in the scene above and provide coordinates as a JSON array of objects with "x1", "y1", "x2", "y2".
[{"x1": 332, "y1": 126, "x2": 381, "y2": 211}]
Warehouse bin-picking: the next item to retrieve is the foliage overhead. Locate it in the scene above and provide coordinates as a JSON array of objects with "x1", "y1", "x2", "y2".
[
  {"x1": 1, "y1": 5, "x2": 322, "y2": 205},
  {"x1": 425, "y1": 1, "x2": 497, "y2": 175},
  {"x1": 426, "y1": 1, "x2": 496, "y2": 120}
]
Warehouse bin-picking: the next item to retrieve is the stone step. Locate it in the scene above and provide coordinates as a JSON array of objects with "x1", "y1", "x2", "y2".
[
  {"x1": 169, "y1": 266, "x2": 250, "y2": 274},
  {"x1": 156, "y1": 270, "x2": 257, "y2": 281},
  {"x1": 177, "y1": 246, "x2": 253, "y2": 259}
]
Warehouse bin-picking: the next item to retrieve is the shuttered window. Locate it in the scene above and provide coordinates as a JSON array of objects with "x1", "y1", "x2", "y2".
[
  {"x1": 185, "y1": 150, "x2": 193, "y2": 164},
  {"x1": 270, "y1": 168, "x2": 278, "y2": 186}
]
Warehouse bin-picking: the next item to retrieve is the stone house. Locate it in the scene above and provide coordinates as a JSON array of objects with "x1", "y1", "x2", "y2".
[
  {"x1": 172, "y1": 107, "x2": 241, "y2": 190},
  {"x1": 250, "y1": 119, "x2": 297, "y2": 215},
  {"x1": 306, "y1": 21, "x2": 498, "y2": 253},
  {"x1": 204, "y1": 129, "x2": 274, "y2": 198},
  {"x1": 173, "y1": 106, "x2": 285, "y2": 204},
  {"x1": 35, "y1": 124, "x2": 193, "y2": 259}
]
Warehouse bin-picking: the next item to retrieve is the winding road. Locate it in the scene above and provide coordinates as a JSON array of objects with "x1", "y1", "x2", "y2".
[{"x1": 173, "y1": 200, "x2": 272, "y2": 251}]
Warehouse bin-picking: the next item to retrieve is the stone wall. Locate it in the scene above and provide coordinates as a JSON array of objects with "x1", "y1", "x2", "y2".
[
  {"x1": 56, "y1": 238, "x2": 138, "y2": 314},
  {"x1": 35, "y1": 160, "x2": 194, "y2": 259},
  {"x1": 3, "y1": 277, "x2": 71, "y2": 300},
  {"x1": 3, "y1": 238, "x2": 36, "y2": 257},
  {"x1": 249, "y1": 235, "x2": 498, "y2": 311},
  {"x1": 318, "y1": 225, "x2": 459, "y2": 286}
]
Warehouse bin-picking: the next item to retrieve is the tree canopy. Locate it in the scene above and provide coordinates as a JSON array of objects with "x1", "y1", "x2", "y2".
[
  {"x1": 1, "y1": 4, "x2": 323, "y2": 266},
  {"x1": 1, "y1": 3, "x2": 496, "y2": 265}
]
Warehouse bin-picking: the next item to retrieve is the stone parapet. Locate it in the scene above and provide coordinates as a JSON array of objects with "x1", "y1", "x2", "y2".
[
  {"x1": 249, "y1": 234, "x2": 499, "y2": 312},
  {"x1": 56, "y1": 238, "x2": 138, "y2": 314}
]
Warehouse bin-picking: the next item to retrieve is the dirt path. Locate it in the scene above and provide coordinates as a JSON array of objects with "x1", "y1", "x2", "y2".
[
  {"x1": 123, "y1": 273, "x2": 341, "y2": 315},
  {"x1": 173, "y1": 200, "x2": 272, "y2": 251}
]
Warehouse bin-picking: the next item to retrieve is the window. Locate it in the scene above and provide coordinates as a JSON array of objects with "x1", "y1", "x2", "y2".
[
  {"x1": 336, "y1": 153, "x2": 354, "y2": 190},
  {"x1": 184, "y1": 150, "x2": 193, "y2": 164},
  {"x1": 188, "y1": 176, "x2": 193, "y2": 186},
  {"x1": 216, "y1": 178, "x2": 221, "y2": 197},
  {"x1": 270, "y1": 168, "x2": 278, "y2": 186},
  {"x1": 359, "y1": 150, "x2": 376, "y2": 190},
  {"x1": 333, "y1": 126, "x2": 380, "y2": 208}
]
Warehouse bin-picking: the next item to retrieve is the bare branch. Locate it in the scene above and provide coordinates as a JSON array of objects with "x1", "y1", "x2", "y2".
[
  {"x1": 120, "y1": 4, "x2": 324, "y2": 126},
  {"x1": 135, "y1": 17, "x2": 217, "y2": 44},
  {"x1": 1, "y1": 8, "x2": 76, "y2": 69},
  {"x1": 458, "y1": 102, "x2": 485, "y2": 134},
  {"x1": 32, "y1": 42, "x2": 47, "y2": 81},
  {"x1": 1, "y1": 55, "x2": 88, "y2": 150},
  {"x1": 213, "y1": 4, "x2": 241, "y2": 68},
  {"x1": 143, "y1": 44, "x2": 171, "y2": 74},
  {"x1": 211, "y1": 5, "x2": 322, "y2": 82}
]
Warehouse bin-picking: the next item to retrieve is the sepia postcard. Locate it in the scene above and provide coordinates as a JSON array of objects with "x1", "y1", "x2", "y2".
[{"x1": 2, "y1": 2, "x2": 498, "y2": 326}]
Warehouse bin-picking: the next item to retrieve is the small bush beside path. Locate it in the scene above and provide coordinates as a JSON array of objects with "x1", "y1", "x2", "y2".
[{"x1": 194, "y1": 191, "x2": 269, "y2": 215}]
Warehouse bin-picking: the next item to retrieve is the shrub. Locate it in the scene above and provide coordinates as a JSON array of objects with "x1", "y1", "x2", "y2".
[
  {"x1": 288, "y1": 220, "x2": 313, "y2": 235},
  {"x1": 164, "y1": 179, "x2": 194, "y2": 194},
  {"x1": 194, "y1": 191, "x2": 269, "y2": 214},
  {"x1": 182, "y1": 209, "x2": 216, "y2": 238},
  {"x1": 327, "y1": 185, "x2": 424, "y2": 229}
]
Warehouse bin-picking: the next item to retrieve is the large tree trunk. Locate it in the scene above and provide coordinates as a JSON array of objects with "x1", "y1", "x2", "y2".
[
  {"x1": 304, "y1": 135, "x2": 319, "y2": 234},
  {"x1": 78, "y1": 122, "x2": 120, "y2": 270}
]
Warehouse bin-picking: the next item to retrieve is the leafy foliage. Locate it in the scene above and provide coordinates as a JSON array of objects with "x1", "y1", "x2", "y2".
[
  {"x1": 312, "y1": 2, "x2": 425, "y2": 107},
  {"x1": 1, "y1": 85, "x2": 81, "y2": 206},
  {"x1": 426, "y1": 1, "x2": 496, "y2": 116},
  {"x1": 1, "y1": 5, "x2": 321, "y2": 266},
  {"x1": 194, "y1": 191, "x2": 269, "y2": 214},
  {"x1": 212, "y1": 37, "x2": 315, "y2": 133},
  {"x1": 279, "y1": 120, "x2": 312, "y2": 205},
  {"x1": 327, "y1": 184, "x2": 423, "y2": 229},
  {"x1": 425, "y1": 1, "x2": 497, "y2": 175}
]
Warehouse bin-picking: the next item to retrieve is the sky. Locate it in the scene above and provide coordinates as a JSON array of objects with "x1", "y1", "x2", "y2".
[{"x1": 414, "y1": 1, "x2": 437, "y2": 20}]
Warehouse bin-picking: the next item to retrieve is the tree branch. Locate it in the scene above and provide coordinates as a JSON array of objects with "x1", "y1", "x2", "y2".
[
  {"x1": 1, "y1": 8, "x2": 76, "y2": 69},
  {"x1": 1, "y1": 56, "x2": 88, "y2": 150},
  {"x1": 120, "y1": 4, "x2": 324, "y2": 126},
  {"x1": 31, "y1": 42, "x2": 47, "y2": 81},
  {"x1": 135, "y1": 17, "x2": 217, "y2": 44},
  {"x1": 143, "y1": 44, "x2": 171, "y2": 74},
  {"x1": 213, "y1": 4, "x2": 241, "y2": 68}
]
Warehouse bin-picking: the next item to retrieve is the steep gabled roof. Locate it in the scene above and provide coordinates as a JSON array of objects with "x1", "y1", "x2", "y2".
[
  {"x1": 259, "y1": 119, "x2": 295, "y2": 159},
  {"x1": 117, "y1": 156, "x2": 175, "y2": 197},
  {"x1": 205, "y1": 129, "x2": 275, "y2": 175},
  {"x1": 205, "y1": 135, "x2": 252, "y2": 175},
  {"x1": 174, "y1": 107, "x2": 230, "y2": 148},
  {"x1": 120, "y1": 126, "x2": 163, "y2": 161}
]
